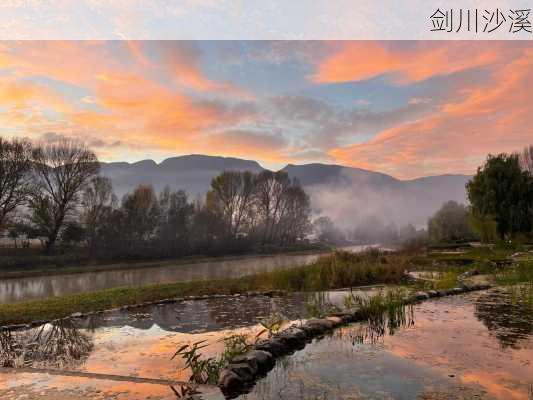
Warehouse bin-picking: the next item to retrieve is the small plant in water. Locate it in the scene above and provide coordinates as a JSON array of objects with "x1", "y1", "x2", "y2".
[
  {"x1": 172, "y1": 318, "x2": 279, "y2": 384},
  {"x1": 344, "y1": 288, "x2": 414, "y2": 340},
  {"x1": 304, "y1": 292, "x2": 342, "y2": 318},
  {"x1": 171, "y1": 340, "x2": 223, "y2": 384}
]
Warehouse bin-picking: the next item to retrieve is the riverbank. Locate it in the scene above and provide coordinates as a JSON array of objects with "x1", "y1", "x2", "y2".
[
  {"x1": 2, "y1": 246, "x2": 530, "y2": 326},
  {"x1": 0, "y1": 250, "x2": 408, "y2": 325},
  {"x1": 0, "y1": 244, "x2": 332, "y2": 280}
]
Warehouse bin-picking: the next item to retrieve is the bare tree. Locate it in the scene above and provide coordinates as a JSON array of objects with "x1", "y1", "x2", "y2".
[
  {"x1": 82, "y1": 176, "x2": 116, "y2": 255},
  {"x1": 0, "y1": 138, "x2": 33, "y2": 229},
  {"x1": 30, "y1": 141, "x2": 99, "y2": 253},
  {"x1": 121, "y1": 184, "x2": 160, "y2": 250},
  {"x1": 208, "y1": 171, "x2": 256, "y2": 238},
  {"x1": 255, "y1": 171, "x2": 291, "y2": 243},
  {"x1": 520, "y1": 144, "x2": 533, "y2": 173}
]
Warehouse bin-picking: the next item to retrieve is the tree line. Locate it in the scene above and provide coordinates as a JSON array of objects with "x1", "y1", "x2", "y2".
[
  {"x1": 0, "y1": 138, "x2": 312, "y2": 258},
  {"x1": 428, "y1": 145, "x2": 533, "y2": 244}
]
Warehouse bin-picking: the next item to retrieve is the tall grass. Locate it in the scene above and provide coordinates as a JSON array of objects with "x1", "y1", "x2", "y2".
[{"x1": 253, "y1": 250, "x2": 408, "y2": 292}]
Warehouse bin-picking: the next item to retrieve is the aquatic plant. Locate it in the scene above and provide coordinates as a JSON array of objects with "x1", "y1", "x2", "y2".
[
  {"x1": 171, "y1": 340, "x2": 223, "y2": 384},
  {"x1": 172, "y1": 321, "x2": 276, "y2": 384},
  {"x1": 220, "y1": 333, "x2": 254, "y2": 361},
  {"x1": 304, "y1": 292, "x2": 342, "y2": 318},
  {"x1": 344, "y1": 288, "x2": 414, "y2": 339}
]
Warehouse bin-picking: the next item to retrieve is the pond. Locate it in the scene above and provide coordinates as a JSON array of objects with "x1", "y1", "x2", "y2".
[
  {"x1": 0, "y1": 287, "x2": 531, "y2": 399},
  {"x1": 239, "y1": 290, "x2": 533, "y2": 400}
]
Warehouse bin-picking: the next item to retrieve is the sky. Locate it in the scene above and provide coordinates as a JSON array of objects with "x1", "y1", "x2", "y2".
[{"x1": 1, "y1": 40, "x2": 532, "y2": 179}]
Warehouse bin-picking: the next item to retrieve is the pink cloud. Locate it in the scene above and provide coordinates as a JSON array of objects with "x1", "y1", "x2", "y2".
[{"x1": 329, "y1": 46, "x2": 533, "y2": 178}]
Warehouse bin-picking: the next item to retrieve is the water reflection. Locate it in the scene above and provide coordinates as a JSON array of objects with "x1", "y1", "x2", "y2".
[
  {"x1": 72, "y1": 294, "x2": 309, "y2": 334},
  {"x1": 0, "y1": 319, "x2": 93, "y2": 368},
  {"x1": 0, "y1": 253, "x2": 322, "y2": 303},
  {"x1": 475, "y1": 288, "x2": 533, "y2": 349},
  {"x1": 0, "y1": 245, "x2": 372, "y2": 304},
  {"x1": 3, "y1": 288, "x2": 531, "y2": 400},
  {"x1": 170, "y1": 384, "x2": 204, "y2": 399},
  {"x1": 239, "y1": 292, "x2": 533, "y2": 400}
]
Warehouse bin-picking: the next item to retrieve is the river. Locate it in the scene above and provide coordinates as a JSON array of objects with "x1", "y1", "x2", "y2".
[{"x1": 0, "y1": 245, "x2": 371, "y2": 303}]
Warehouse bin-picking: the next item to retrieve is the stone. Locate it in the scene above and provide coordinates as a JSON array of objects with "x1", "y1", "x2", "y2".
[
  {"x1": 70, "y1": 312, "x2": 83, "y2": 318},
  {"x1": 329, "y1": 312, "x2": 354, "y2": 323},
  {"x1": 302, "y1": 318, "x2": 334, "y2": 335},
  {"x1": 426, "y1": 290, "x2": 439, "y2": 297},
  {"x1": 276, "y1": 328, "x2": 307, "y2": 348},
  {"x1": 229, "y1": 362, "x2": 255, "y2": 381},
  {"x1": 230, "y1": 356, "x2": 258, "y2": 375},
  {"x1": 326, "y1": 316, "x2": 344, "y2": 327},
  {"x1": 218, "y1": 369, "x2": 243, "y2": 391},
  {"x1": 255, "y1": 338, "x2": 287, "y2": 357},
  {"x1": 232, "y1": 350, "x2": 274, "y2": 374},
  {"x1": 451, "y1": 287, "x2": 464, "y2": 295},
  {"x1": 414, "y1": 291, "x2": 429, "y2": 300},
  {"x1": 351, "y1": 309, "x2": 365, "y2": 321}
]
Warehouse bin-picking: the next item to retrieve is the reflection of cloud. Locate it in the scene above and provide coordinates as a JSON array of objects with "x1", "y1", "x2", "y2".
[
  {"x1": 384, "y1": 298, "x2": 533, "y2": 400},
  {"x1": 462, "y1": 371, "x2": 529, "y2": 400}
]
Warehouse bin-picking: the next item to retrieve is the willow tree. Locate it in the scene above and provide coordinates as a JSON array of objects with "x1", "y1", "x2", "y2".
[
  {"x1": 30, "y1": 141, "x2": 99, "y2": 253},
  {"x1": 467, "y1": 153, "x2": 533, "y2": 240}
]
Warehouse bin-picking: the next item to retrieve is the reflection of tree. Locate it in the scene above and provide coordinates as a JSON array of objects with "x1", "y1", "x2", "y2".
[
  {"x1": 0, "y1": 319, "x2": 93, "y2": 368},
  {"x1": 474, "y1": 290, "x2": 533, "y2": 348},
  {"x1": 333, "y1": 304, "x2": 415, "y2": 346}
]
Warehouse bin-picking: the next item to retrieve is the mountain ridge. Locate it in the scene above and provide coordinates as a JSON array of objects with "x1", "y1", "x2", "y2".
[{"x1": 99, "y1": 154, "x2": 471, "y2": 227}]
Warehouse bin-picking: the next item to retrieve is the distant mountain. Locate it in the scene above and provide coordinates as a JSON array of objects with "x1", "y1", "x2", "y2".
[
  {"x1": 100, "y1": 155, "x2": 471, "y2": 227},
  {"x1": 100, "y1": 154, "x2": 263, "y2": 199}
]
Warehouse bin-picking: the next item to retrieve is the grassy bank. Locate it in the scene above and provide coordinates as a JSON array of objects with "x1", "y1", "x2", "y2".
[
  {"x1": 0, "y1": 250, "x2": 408, "y2": 325},
  {"x1": 6, "y1": 246, "x2": 526, "y2": 326}
]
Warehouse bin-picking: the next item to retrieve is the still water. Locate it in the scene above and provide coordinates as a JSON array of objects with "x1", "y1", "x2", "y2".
[
  {"x1": 0, "y1": 246, "x2": 372, "y2": 304},
  {"x1": 0, "y1": 288, "x2": 531, "y2": 400},
  {"x1": 240, "y1": 290, "x2": 533, "y2": 400}
]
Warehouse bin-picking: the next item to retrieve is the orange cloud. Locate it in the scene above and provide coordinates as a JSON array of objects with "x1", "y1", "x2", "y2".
[
  {"x1": 313, "y1": 41, "x2": 503, "y2": 84},
  {"x1": 0, "y1": 41, "x2": 255, "y2": 156},
  {"x1": 127, "y1": 40, "x2": 251, "y2": 98},
  {"x1": 329, "y1": 45, "x2": 533, "y2": 178}
]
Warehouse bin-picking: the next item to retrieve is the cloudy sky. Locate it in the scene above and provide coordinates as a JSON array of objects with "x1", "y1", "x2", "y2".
[{"x1": 1, "y1": 40, "x2": 532, "y2": 178}]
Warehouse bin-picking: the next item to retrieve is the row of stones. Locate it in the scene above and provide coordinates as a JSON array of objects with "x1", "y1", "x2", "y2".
[
  {"x1": 0, "y1": 290, "x2": 285, "y2": 332},
  {"x1": 218, "y1": 282, "x2": 492, "y2": 397}
]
